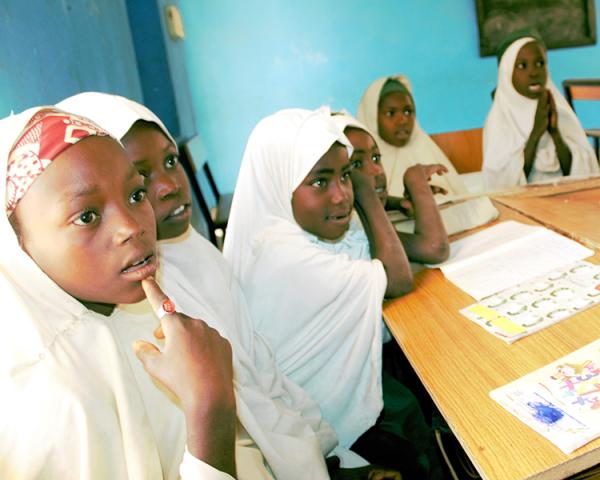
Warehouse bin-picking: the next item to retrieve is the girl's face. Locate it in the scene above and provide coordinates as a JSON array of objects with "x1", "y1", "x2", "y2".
[
  {"x1": 377, "y1": 91, "x2": 416, "y2": 147},
  {"x1": 122, "y1": 122, "x2": 192, "y2": 240},
  {"x1": 291, "y1": 143, "x2": 353, "y2": 240},
  {"x1": 512, "y1": 41, "x2": 548, "y2": 99},
  {"x1": 345, "y1": 127, "x2": 387, "y2": 205},
  {"x1": 11, "y1": 136, "x2": 157, "y2": 315}
]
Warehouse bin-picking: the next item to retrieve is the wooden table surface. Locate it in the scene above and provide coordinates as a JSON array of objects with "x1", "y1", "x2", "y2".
[
  {"x1": 383, "y1": 202, "x2": 600, "y2": 480},
  {"x1": 492, "y1": 178, "x2": 600, "y2": 250}
]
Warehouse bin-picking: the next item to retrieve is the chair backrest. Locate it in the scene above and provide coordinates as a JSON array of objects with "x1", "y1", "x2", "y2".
[
  {"x1": 562, "y1": 79, "x2": 600, "y2": 107},
  {"x1": 429, "y1": 127, "x2": 483, "y2": 174},
  {"x1": 178, "y1": 136, "x2": 219, "y2": 245}
]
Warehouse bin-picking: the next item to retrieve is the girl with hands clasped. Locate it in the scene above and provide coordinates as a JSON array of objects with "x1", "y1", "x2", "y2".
[{"x1": 483, "y1": 31, "x2": 599, "y2": 189}]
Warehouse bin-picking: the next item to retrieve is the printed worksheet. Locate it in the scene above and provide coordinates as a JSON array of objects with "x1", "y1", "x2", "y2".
[
  {"x1": 460, "y1": 261, "x2": 600, "y2": 343},
  {"x1": 491, "y1": 339, "x2": 600, "y2": 454}
]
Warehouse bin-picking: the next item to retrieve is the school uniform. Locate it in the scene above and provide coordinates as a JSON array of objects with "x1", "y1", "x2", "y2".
[
  {"x1": 223, "y1": 107, "x2": 443, "y2": 479},
  {"x1": 483, "y1": 36, "x2": 599, "y2": 189}
]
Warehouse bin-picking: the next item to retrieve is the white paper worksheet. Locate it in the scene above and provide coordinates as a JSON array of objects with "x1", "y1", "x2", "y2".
[{"x1": 433, "y1": 221, "x2": 594, "y2": 300}]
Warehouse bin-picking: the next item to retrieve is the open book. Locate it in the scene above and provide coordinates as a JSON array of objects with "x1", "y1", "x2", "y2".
[
  {"x1": 491, "y1": 339, "x2": 600, "y2": 454},
  {"x1": 433, "y1": 221, "x2": 594, "y2": 300}
]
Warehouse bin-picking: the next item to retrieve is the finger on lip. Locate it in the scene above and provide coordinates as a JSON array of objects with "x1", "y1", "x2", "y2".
[{"x1": 141, "y1": 277, "x2": 169, "y2": 311}]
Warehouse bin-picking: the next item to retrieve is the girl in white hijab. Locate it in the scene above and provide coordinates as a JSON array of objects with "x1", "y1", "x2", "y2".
[
  {"x1": 483, "y1": 32, "x2": 599, "y2": 190},
  {"x1": 331, "y1": 111, "x2": 449, "y2": 264},
  {"x1": 357, "y1": 74, "x2": 466, "y2": 198},
  {"x1": 223, "y1": 107, "x2": 443, "y2": 479},
  {"x1": 0, "y1": 107, "x2": 242, "y2": 479},
  {"x1": 57, "y1": 93, "x2": 403, "y2": 480}
]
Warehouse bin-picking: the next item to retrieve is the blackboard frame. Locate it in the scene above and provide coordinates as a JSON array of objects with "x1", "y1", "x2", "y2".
[{"x1": 475, "y1": 0, "x2": 597, "y2": 57}]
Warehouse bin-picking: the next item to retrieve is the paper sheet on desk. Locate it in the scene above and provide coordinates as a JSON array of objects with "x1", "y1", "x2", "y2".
[
  {"x1": 433, "y1": 221, "x2": 594, "y2": 300},
  {"x1": 491, "y1": 339, "x2": 600, "y2": 454}
]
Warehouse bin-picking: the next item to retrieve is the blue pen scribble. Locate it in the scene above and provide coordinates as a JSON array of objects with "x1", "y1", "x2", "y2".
[{"x1": 528, "y1": 401, "x2": 564, "y2": 424}]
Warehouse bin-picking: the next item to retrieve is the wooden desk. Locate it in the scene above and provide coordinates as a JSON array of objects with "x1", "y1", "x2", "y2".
[
  {"x1": 493, "y1": 178, "x2": 600, "y2": 250},
  {"x1": 383, "y1": 202, "x2": 600, "y2": 480}
]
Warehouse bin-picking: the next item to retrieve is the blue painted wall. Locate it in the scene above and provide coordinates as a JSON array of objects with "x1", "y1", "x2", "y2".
[
  {"x1": 178, "y1": 0, "x2": 600, "y2": 192},
  {"x1": 125, "y1": 0, "x2": 196, "y2": 141},
  {"x1": 0, "y1": 0, "x2": 142, "y2": 116}
]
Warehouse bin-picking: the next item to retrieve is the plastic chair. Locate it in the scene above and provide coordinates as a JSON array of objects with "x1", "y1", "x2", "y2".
[
  {"x1": 430, "y1": 128, "x2": 483, "y2": 174},
  {"x1": 178, "y1": 136, "x2": 233, "y2": 247},
  {"x1": 562, "y1": 78, "x2": 600, "y2": 159}
]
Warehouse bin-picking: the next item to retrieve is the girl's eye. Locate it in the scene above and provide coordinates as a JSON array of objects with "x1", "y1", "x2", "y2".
[
  {"x1": 372, "y1": 154, "x2": 381, "y2": 164},
  {"x1": 403, "y1": 109, "x2": 413, "y2": 117},
  {"x1": 73, "y1": 210, "x2": 99, "y2": 226},
  {"x1": 516, "y1": 62, "x2": 526, "y2": 69},
  {"x1": 536, "y1": 60, "x2": 545, "y2": 67},
  {"x1": 341, "y1": 171, "x2": 351, "y2": 182},
  {"x1": 385, "y1": 110, "x2": 394, "y2": 117},
  {"x1": 165, "y1": 155, "x2": 179, "y2": 169},
  {"x1": 351, "y1": 159, "x2": 363, "y2": 169},
  {"x1": 311, "y1": 178, "x2": 327, "y2": 188},
  {"x1": 130, "y1": 188, "x2": 147, "y2": 204}
]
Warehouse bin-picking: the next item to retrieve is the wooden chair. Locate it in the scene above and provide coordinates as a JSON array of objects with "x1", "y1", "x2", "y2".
[
  {"x1": 430, "y1": 127, "x2": 483, "y2": 174},
  {"x1": 562, "y1": 78, "x2": 600, "y2": 159},
  {"x1": 178, "y1": 135, "x2": 233, "y2": 247}
]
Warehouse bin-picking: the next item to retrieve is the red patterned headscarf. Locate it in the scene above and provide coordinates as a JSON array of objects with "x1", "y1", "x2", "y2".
[{"x1": 5, "y1": 108, "x2": 109, "y2": 216}]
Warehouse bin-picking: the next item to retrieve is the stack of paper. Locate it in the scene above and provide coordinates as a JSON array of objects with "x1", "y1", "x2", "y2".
[{"x1": 491, "y1": 339, "x2": 600, "y2": 454}]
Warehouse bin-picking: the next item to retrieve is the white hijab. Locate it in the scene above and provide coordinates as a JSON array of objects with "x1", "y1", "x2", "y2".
[
  {"x1": 0, "y1": 108, "x2": 237, "y2": 479},
  {"x1": 223, "y1": 108, "x2": 388, "y2": 447},
  {"x1": 357, "y1": 74, "x2": 466, "y2": 197},
  {"x1": 483, "y1": 37, "x2": 599, "y2": 189},
  {"x1": 59, "y1": 93, "x2": 366, "y2": 476}
]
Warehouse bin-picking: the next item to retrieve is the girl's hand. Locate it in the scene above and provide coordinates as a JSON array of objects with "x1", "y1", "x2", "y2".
[
  {"x1": 133, "y1": 277, "x2": 235, "y2": 414},
  {"x1": 404, "y1": 164, "x2": 448, "y2": 197},
  {"x1": 533, "y1": 90, "x2": 550, "y2": 136},
  {"x1": 548, "y1": 90, "x2": 559, "y2": 134},
  {"x1": 351, "y1": 166, "x2": 378, "y2": 203}
]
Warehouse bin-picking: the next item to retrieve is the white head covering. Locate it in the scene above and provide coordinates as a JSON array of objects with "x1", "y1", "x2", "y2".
[
  {"x1": 0, "y1": 108, "x2": 188, "y2": 479},
  {"x1": 357, "y1": 74, "x2": 466, "y2": 197},
  {"x1": 331, "y1": 110, "x2": 372, "y2": 136},
  {"x1": 58, "y1": 92, "x2": 177, "y2": 147},
  {"x1": 58, "y1": 93, "x2": 364, "y2": 477},
  {"x1": 223, "y1": 108, "x2": 388, "y2": 447},
  {"x1": 482, "y1": 37, "x2": 599, "y2": 189}
]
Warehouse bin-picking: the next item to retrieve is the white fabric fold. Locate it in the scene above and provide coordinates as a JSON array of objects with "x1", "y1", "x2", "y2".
[
  {"x1": 223, "y1": 108, "x2": 387, "y2": 447},
  {"x1": 357, "y1": 74, "x2": 466, "y2": 197},
  {"x1": 482, "y1": 37, "x2": 599, "y2": 189}
]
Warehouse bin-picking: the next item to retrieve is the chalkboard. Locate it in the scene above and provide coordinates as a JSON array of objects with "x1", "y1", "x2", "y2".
[{"x1": 475, "y1": 0, "x2": 597, "y2": 57}]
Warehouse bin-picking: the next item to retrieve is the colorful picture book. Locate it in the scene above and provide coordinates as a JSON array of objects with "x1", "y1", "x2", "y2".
[
  {"x1": 460, "y1": 261, "x2": 600, "y2": 343},
  {"x1": 491, "y1": 339, "x2": 600, "y2": 454}
]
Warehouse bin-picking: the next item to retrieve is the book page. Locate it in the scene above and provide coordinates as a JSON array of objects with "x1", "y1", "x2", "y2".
[{"x1": 434, "y1": 221, "x2": 594, "y2": 300}]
